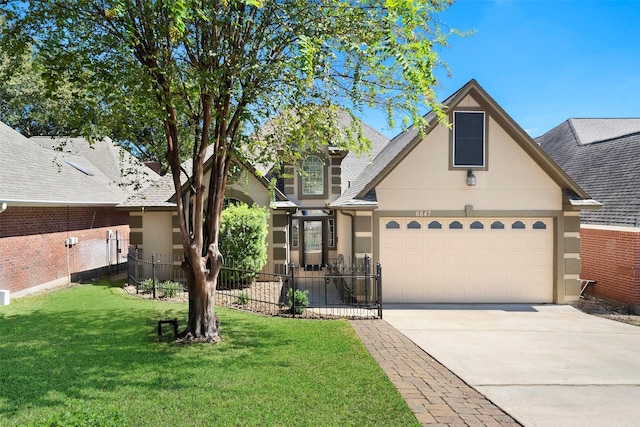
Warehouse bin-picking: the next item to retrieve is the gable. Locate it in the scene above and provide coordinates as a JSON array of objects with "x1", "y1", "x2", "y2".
[
  {"x1": 376, "y1": 94, "x2": 562, "y2": 211},
  {"x1": 331, "y1": 79, "x2": 594, "y2": 210}
]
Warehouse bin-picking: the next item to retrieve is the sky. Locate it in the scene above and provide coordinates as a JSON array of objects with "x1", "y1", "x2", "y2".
[{"x1": 365, "y1": 0, "x2": 640, "y2": 139}]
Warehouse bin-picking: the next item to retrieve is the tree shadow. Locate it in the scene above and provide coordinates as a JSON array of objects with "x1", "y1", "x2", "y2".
[{"x1": 0, "y1": 284, "x2": 292, "y2": 421}]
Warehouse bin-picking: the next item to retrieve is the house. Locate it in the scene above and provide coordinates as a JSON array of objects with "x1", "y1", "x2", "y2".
[
  {"x1": 118, "y1": 111, "x2": 391, "y2": 278},
  {"x1": 122, "y1": 80, "x2": 599, "y2": 304},
  {"x1": 536, "y1": 119, "x2": 640, "y2": 313},
  {"x1": 0, "y1": 124, "x2": 159, "y2": 299}
]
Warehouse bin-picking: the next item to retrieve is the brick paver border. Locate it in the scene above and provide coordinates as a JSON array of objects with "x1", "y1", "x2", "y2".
[{"x1": 350, "y1": 319, "x2": 521, "y2": 426}]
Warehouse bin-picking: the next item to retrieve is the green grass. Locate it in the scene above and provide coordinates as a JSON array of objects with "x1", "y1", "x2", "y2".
[{"x1": 0, "y1": 280, "x2": 418, "y2": 427}]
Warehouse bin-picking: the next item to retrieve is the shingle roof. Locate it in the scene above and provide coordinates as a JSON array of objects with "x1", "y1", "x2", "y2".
[
  {"x1": 30, "y1": 136, "x2": 160, "y2": 193},
  {"x1": 0, "y1": 121, "x2": 139, "y2": 206},
  {"x1": 536, "y1": 119, "x2": 640, "y2": 227}
]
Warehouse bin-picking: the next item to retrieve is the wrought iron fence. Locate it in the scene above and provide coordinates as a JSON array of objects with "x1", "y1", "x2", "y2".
[{"x1": 127, "y1": 246, "x2": 382, "y2": 319}]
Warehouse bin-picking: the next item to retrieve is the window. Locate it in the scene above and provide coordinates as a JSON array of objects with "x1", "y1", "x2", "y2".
[
  {"x1": 533, "y1": 221, "x2": 547, "y2": 230},
  {"x1": 291, "y1": 219, "x2": 299, "y2": 247},
  {"x1": 449, "y1": 221, "x2": 463, "y2": 230},
  {"x1": 453, "y1": 111, "x2": 485, "y2": 168},
  {"x1": 428, "y1": 221, "x2": 442, "y2": 229},
  {"x1": 512, "y1": 221, "x2": 526, "y2": 229},
  {"x1": 407, "y1": 221, "x2": 421, "y2": 229},
  {"x1": 491, "y1": 221, "x2": 505, "y2": 229},
  {"x1": 386, "y1": 220, "x2": 400, "y2": 229},
  {"x1": 470, "y1": 221, "x2": 484, "y2": 229},
  {"x1": 327, "y1": 218, "x2": 336, "y2": 247},
  {"x1": 301, "y1": 155, "x2": 324, "y2": 196}
]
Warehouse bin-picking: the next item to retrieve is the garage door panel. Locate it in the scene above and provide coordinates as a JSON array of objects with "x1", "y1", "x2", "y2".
[{"x1": 380, "y1": 217, "x2": 553, "y2": 304}]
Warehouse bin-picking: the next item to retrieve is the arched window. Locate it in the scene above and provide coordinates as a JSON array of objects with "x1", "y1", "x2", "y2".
[
  {"x1": 512, "y1": 221, "x2": 526, "y2": 229},
  {"x1": 470, "y1": 221, "x2": 484, "y2": 229},
  {"x1": 428, "y1": 221, "x2": 442, "y2": 229},
  {"x1": 301, "y1": 155, "x2": 324, "y2": 195},
  {"x1": 386, "y1": 221, "x2": 400, "y2": 229},
  {"x1": 491, "y1": 221, "x2": 505, "y2": 229},
  {"x1": 407, "y1": 221, "x2": 421, "y2": 229},
  {"x1": 533, "y1": 221, "x2": 547, "y2": 230},
  {"x1": 449, "y1": 221, "x2": 463, "y2": 230}
]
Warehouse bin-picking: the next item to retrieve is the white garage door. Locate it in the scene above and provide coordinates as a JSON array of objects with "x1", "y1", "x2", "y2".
[{"x1": 379, "y1": 217, "x2": 553, "y2": 303}]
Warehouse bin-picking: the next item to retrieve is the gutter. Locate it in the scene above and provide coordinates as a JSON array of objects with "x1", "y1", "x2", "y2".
[{"x1": 1, "y1": 199, "x2": 120, "y2": 207}]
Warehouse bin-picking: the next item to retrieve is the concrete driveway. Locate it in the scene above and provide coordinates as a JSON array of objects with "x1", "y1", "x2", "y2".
[{"x1": 383, "y1": 304, "x2": 640, "y2": 427}]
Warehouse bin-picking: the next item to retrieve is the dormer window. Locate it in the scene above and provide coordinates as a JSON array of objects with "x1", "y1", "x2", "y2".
[
  {"x1": 301, "y1": 155, "x2": 325, "y2": 196},
  {"x1": 453, "y1": 111, "x2": 486, "y2": 168}
]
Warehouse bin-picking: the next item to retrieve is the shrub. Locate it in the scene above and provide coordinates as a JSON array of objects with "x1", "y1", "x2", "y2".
[
  {"x1": 161, "y1": 281, "x2": 183, "y2": 298},
  {"x1": 237, "y1": 291, "x2": 250, "y2": 305},
  {"x1": 286, "y1": 288, "x2": 309, "y2": 314},
  {"x1": 219, "y1": 203, "x2": 268, "y2": 286},
  {"x1": 140, "y1": 278, "x2": 155, "y2": 294}
]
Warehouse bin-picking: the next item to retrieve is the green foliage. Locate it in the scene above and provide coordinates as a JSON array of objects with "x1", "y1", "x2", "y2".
[
  {"x1": 140, "y1": 278, "x2": 155, "y2": 294},
  {"x1": 286, "y1": 288, "x2": 309, "y2": 314},
  {"x1": 220, "y1": 203, "x2": 268, "y2": 284},
  {"x1": 161, "y1": 281, "x2": 183, "y2": 298},
  {"x1": 237, "y1": 291, "x2": 250, "y2": 305},
  {"x1": 0, "y1": 0, "x2": 459, "y2": 337}
]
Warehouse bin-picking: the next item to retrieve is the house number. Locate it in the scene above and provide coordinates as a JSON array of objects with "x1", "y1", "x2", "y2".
[{"x1": 415, "y1": 210, "x2": 431, "y2": 217}]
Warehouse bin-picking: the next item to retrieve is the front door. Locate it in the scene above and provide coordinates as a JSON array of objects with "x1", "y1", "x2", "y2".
[{"x1": 303, "y1": 220, "x2": 324, "y2": 267}]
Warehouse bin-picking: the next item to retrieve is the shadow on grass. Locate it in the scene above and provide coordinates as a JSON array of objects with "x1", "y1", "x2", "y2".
[{"x1": 0, "y1": 283, "x2": 291, "y2": 420}]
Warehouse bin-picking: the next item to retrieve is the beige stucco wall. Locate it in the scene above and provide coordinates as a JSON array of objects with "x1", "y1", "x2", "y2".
[
  {"x1": 376, "y1": 111, "x2": 562, "y2": 212},
  {"x1": 140, "y1": 211, "x2": 174, "y2": 256}
]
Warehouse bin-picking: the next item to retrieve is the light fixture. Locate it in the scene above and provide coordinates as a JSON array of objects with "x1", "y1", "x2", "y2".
[{"x1": 466, "y1": 170, "x2": 476, "y2": 187}]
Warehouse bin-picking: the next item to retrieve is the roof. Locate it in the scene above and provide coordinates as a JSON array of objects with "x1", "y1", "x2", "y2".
[
  {"x1": 121, "y1": 113, "x2": 388, "y2": 209},
  {"x1": 536, "y1": 118, "x2": 640, "y2": 227},
  {"x1": 30, "y1": 136, "x2": 160, "y2": 193},
  {"x1": 0, "y1": 121, "x2": 146, "y2": 206},
  {"x1": 331, "y1": 79, "x2": 595, "y2": 208}
]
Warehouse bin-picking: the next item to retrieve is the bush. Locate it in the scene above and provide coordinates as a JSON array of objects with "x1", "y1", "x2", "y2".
[
  {"x1": 286, "y1": 288, "x2": 309, "y2": 314},
  {"x1": 220, "y1": 203, "x2": 268, "y2": 285},
  {"x1": 161, "y1": 281, "x2": 183, "y2": 298},
  {"x1": 140, "y1": 278, "x2": 155, "y2": 294},
  {"x1": 237, "y1": 291, "x2": 250, "y2": 305}
]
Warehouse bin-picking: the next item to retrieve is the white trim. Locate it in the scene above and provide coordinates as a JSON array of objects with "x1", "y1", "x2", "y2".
[{"x1": 581, "y1": 224, "x2": 640, "y2": 233}]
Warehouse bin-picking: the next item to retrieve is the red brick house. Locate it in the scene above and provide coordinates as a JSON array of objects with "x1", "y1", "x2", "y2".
[
  {"x1": 537, "y1": 119, "x2": 640, "y2": 313},
  {"x1": 0, "y1": 123, "x2": 158, "y2": 300}
]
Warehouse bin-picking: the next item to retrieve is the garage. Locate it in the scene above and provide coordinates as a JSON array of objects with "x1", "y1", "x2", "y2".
[{"x1": 379, "y1": 217, "x2": 554, "y2": 303}]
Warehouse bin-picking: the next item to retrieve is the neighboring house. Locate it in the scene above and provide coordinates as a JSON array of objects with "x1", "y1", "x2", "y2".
[
  {"x1": 0, "y1": 124, "x2": 159, "y2": 298},
  {"x1": 536, "y1": 119, "x2": 640, "y2": 313},
  {"x1": 122, "y1": 80, "x2": 599, "y2": 304}
]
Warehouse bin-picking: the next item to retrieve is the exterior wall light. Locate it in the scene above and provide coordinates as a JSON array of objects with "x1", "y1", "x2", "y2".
[{"x1": 466, "y1": 170, "x2": 476, "y2": 186}]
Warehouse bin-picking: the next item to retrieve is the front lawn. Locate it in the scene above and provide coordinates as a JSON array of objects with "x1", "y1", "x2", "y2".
[{"x1": 0, "y1": 280, "x2": 418, "y2": 426}]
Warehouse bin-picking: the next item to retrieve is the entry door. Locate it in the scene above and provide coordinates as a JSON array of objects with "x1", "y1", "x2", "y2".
[{"x1": 303, "y1": 220, "x2": 324, "y2": 267}]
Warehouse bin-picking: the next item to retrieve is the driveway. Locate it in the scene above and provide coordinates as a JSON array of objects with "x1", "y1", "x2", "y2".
[{"x1": 383, "y1": 304, "x2": 640, "y2": 427}]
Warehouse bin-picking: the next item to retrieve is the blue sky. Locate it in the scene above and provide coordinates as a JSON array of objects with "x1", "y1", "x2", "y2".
[{"x1": 366, "y1": 0, "x2": 640, "y2": 138}]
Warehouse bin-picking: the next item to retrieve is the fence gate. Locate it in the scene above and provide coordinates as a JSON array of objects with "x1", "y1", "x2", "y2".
[{"x1": 107, "y1": 231, "x2": 128, "y2": 274}]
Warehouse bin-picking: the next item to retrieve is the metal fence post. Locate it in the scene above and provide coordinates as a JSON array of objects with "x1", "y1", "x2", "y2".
[
  {"x1": 152, "y1": 252, "x2": 157, "y2": 299},
  {"x1": 364, "y1": 255, "x2": 371, "y2": 305},
  {"x1": 289, "y1": 262, "x2": 296, "y2": 317},
  {"x1": 376, "y1": 262, "x2": 382, "y2": 319}
]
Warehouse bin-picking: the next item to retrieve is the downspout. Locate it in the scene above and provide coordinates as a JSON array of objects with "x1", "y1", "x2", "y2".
[{"x1": 342, "y1": 210, "x2": 356, "y2": 264}]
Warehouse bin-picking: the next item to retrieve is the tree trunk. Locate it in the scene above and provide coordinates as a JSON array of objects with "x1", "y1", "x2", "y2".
[{"x1": 178, "y1": 245, "x2": 223, "y2": 343}]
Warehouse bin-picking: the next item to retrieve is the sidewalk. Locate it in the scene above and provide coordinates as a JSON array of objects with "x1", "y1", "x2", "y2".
[{"x1": 350, "y1": 320, "x2": 520, "y2": 426}]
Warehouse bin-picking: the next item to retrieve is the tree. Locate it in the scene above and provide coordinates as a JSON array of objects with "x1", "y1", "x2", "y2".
[{"x1": 1, "y1": 0, "x2": 456, "y2": 343}]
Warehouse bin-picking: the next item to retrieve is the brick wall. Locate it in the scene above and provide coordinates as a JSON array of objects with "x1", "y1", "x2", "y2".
[
  {"x1": 0, "y1": 206, "x2": 129, "y2": 294},
  {"x1": 580, "y1": 226, "x2": 640, "y2": 308}
]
